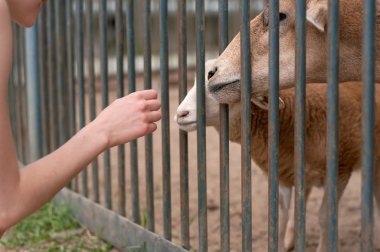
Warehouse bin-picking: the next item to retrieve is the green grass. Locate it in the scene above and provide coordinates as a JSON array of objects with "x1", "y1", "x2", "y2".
[{"x1": 0, "y1": 202, "x2": 113, "y2": 252}]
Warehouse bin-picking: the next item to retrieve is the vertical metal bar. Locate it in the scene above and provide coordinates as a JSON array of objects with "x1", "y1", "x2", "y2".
[
  {"x1": 116, "y1": 0, "x2": 126, "y2": 217},
  {"x1": 144, "y1": 0, "x2": 155, "y2": 232},
  {"x1": 126, "y1": 0, "x2": 141, "y2": 224},
  {"x1": 218, "y1": 0, "x2": 229, "y2": 251},
  {"x1": 240, "y1": 0, "x2": 252, "y2": 251},
  {"x1": 25, "y1": 25, "x2": 42, "y2": 161},
  {"x1": 361, "y1": 0, "x2": 376, "y2": 250},
  {"x1": 66, "y1": 0, "x2": 78, "y2": 191},
  {"x1": 77, "y1": 0, "x2": 88, "y2": 198},
  {"x1": 99, "y1": 0, "x2": 112, "y2": 210},
  {"x1": 178, "y1": 0, "x2": 189, "y2": 247},
  {"x1": 159, "y1": 0, "x2": 172, "y2": 240},
  {"x1": 67, "y1": 0, "x2": 76, "y2": 139},
  {"x1": 86, "y1": 0, "x2": 100, "y2": 203},
  {"x1": 196, "y1": 0, "x2": 207, "y2": 251},
  {"x1": 38, "y1": 6, "x2": 50, "y2": 156},
  {"x1": 56, "y1": 1, "x2": 68, "y2": 146},
  {"x1": 47, "y1": 0, "x2": 57, "y2": 151},
  {"x1": 9, "y1": 43, "x2": 17, "y2": 145},
  {"x1": 13, "y1": 25, "x2": 23, "y2": 159},
  {"x1": 327, "y1": 0, "x2": 339, "y2": 250},
  {"x1": 16, "y1": 27, "x2": 27, "y2": 162},
  {"x1": 294, "y1": 0, "x2": 307, "y2": 250},
  {"x1": 268, "y1": 0, "x2": 279, "y2": 250},
  {"x1": 19, "y1": 28, "x2": 29, "y2": 163}
]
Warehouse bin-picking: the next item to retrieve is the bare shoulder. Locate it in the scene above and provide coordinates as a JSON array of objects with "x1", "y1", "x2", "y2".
[
  {"x1": 0, "y1": 0, "x2": 10, "y2": 20},
  {"x1": 0, "y1": 0, "x2": 12, "y2": 91}
]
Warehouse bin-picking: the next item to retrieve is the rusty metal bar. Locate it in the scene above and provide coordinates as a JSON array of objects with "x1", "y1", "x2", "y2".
[
  {"x1": 144, "y1": 0, "x2": 155, "y2": 233},
  {"x1": 294, "y1": 0, "x2": 307, "y2": 249},
  {"x1": 178, "y1": 0, "x2": 189, "y2": 248},
  {"x1": 160, "y1": 0, "x2": 172, "y2": 240},
  {"x1": 326, "y1": 0, "x2": 340, "y2": 250},
  {"x1": 218, "y1": 0, "x2": 230, "y2": 251},
  {"x1": 361, "y1": 0, "x2": 376, "y2": 250},
  {"x1": 240, "y1": 0, "x2": 252, "y2": 251}
]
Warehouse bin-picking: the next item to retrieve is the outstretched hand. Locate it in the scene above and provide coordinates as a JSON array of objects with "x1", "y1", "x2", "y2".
[{"x1": 91, "y1": 89, "x2": 161, "y2": 148}]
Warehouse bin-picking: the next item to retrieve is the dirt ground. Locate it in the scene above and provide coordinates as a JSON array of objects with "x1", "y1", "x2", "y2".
[{"x1": 76, "y1": 72, "x2": 380, "y2": 252}]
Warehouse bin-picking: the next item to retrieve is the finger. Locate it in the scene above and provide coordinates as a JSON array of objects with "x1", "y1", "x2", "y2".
[
  {"x1": 145, "y1": 99, "x2": 161, "y2": 111},
  {"x1": 135, "y1": 89, "x2": 158, "y2": 100},
  {"x1": 145, "y1": 111, "x2": 162, "y2": 123},
  {"x1": 146, "y1": 123, "x2": 157, "y2": 134}
]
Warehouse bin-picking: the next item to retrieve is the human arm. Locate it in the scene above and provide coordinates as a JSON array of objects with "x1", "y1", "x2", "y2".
[{"x1": 0, "y1": 1, "x2": 161, "y2": 236}]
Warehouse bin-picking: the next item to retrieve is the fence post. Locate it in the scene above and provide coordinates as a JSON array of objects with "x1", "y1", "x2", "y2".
[{"x1": 25, "y1": 25, "x2": 42, "y2": 162}]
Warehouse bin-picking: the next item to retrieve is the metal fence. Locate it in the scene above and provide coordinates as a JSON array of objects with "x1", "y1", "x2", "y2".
[{"x1": 8, "y1": 0, "x2": 376, "y2": 251}]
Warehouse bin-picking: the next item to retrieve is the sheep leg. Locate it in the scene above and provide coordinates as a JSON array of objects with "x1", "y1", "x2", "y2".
[
  {"x1": 316, "y1": 175, "x2": 350, "y2": 252},
  {"x1": 284, "y1": 186, "x2": 312, "y2": 251},
  {"x1": 279, "y1": 185, "x2": 292, "y2": 252}
]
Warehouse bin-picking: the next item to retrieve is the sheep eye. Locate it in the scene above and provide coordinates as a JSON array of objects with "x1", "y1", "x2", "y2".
[{"x1": 279, "y1": 12, "x2": 287, "y2": 22}]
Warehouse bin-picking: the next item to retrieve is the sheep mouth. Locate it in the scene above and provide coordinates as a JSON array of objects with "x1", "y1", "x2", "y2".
[
  {"x1": 208, "y1": 80, "x2": 240, "y2": 94},
  {"x1": 177, "y1": 121, "x2": 197, "y2": 126}
]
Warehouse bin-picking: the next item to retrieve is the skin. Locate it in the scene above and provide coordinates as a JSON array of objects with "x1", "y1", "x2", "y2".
[
  {"x1": 0, "y1": 0, "x2": 161, "y2": 237},
  {"x1": 206, "y1": 0, "x2": 380, "y2": 104}
]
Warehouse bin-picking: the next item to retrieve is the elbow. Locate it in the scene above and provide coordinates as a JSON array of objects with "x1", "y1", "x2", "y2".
[{"x1": 0, "y1": 210, "x2": 13, "y2": 235}]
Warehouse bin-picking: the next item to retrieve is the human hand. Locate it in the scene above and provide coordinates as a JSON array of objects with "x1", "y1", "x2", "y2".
[{"x1": 91, "y1": 89, "x2": 161, "y2": 148}]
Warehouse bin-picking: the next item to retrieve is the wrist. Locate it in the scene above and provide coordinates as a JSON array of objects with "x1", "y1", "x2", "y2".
[{"x1": 77, "y1": 121, "x2": 110, "y2": 155}]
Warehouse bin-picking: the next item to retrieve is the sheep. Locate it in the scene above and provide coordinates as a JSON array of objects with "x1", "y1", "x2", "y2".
[
  {"x1": 205, "y1": 0, "x2": 380, "y2": 104},
  {"x1": 175, "y1": 60, "x2": 380, "y2": 252}
]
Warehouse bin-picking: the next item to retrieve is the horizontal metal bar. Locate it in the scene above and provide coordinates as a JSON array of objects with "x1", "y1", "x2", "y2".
[{"x1": 54, "y1": 189, "x2": 187, "y2": 252}]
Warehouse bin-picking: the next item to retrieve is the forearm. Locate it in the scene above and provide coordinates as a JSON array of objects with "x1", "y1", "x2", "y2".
[{"x1": 0, "y1": 122, "x2": 108, "y2": 232}]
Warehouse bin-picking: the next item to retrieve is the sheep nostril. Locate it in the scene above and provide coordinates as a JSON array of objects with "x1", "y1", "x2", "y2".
[
  {"x1": 177, "y1": 110, "x2": 189, "y2": 118},
  {"x1": 207, "y1": 67, "x2": 217, "y2": 80}
]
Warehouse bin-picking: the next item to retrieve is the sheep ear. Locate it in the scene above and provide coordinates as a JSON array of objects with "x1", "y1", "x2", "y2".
[
  {"x1": 306, "y1": 0, "x2": 328, "y2": 32},
  {"x1": 251, "y1": 97, "x2": 285, "y2": 110},
  {"x1": 251, "y1": 96, "x2": 269, "y2": 110},
  {"x1": 279, "y1": 97, "x2": 285, "y2": 110}
]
